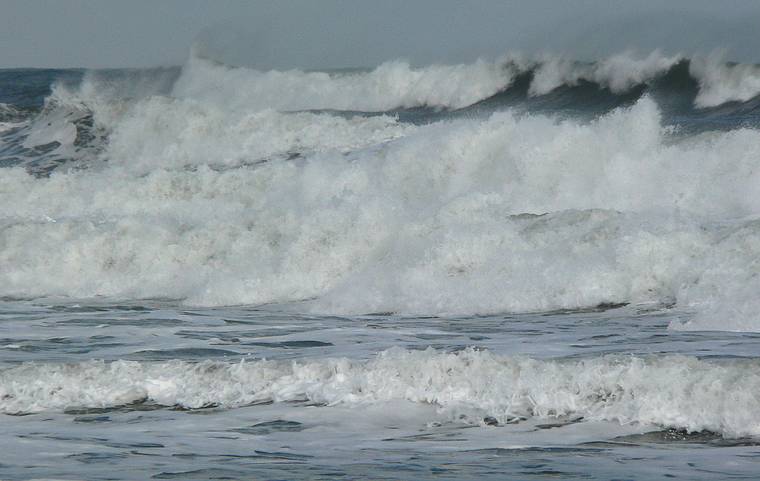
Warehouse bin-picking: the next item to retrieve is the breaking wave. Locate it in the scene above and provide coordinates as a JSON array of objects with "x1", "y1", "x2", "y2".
[
  {"x1": 2, "y1": 50, "x2": 760, "y2": 330},
  {"x1": 2, "y1": 348, "x2": 759, "y2": 438},
  {"x1": 174, "y1": 53, "x2": 517, "y2": 111},
  {"x1": 175, "y1": 50, "x2": 760, "y2": 112}
]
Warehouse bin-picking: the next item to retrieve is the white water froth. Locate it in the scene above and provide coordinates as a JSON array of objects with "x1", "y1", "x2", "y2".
[
  {"x1": 2, "y1": 348, "x2": 759, "y2": 438},
  {"x1": 529, "y1": 51, "x2": 682, "y2": 96},
  {"x1": 690, "y1": 52, "x2": 760, "y2": 108},
  {"x1": 107, "y1": 101, "x2": 413, "y2": 171},
  {"x1": 3, "y1": 98, "x2": 760, "y2": 330},
  {"x1": 173, "y1": 54, "x2": 518, "y2": 112}
]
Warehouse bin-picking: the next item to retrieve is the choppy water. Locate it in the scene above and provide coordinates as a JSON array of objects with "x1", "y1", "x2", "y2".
[
  {"x1": 3, "y1": 302, "x2": 760, "y2": 479},
  {"x1": 4, "y1": 50, "x2": 760, "y2": 479}
]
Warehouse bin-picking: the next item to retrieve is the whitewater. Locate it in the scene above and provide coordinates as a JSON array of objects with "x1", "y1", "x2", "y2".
[{"x1": 3, "y1": 50, "x2": 760, "y2": 480}]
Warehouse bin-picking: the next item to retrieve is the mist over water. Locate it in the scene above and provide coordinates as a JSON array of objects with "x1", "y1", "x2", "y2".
[{"x1": 3, "y1": 47, "x2": 760, "y2": 480}]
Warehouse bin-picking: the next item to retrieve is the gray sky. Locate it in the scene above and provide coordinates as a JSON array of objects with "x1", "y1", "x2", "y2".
[{"x1": 2, "y1": 0, "x2": 760, "y2": 69}]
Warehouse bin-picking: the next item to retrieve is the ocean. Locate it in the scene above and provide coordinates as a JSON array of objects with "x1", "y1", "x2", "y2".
[{"x1": 2, "y1": 50, "x2": 760, "y2": 479}]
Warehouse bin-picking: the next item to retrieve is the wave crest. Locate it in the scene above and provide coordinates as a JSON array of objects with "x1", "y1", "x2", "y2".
[
  {"x1": 2, "y1": 348, "x2": 758, "y2": 438},
  {"x1": 170, "y1": 50, "x2": 760, "y2": 112},
  {"x1": 173, "y1": 54, "x2": 519, "y2": 111}
]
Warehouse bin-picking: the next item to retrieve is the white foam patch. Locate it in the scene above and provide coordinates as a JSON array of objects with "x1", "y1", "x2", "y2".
[
  {"x1": 21, "y1": 109, "x2": 78, "y2": 151},
  {"x1": 670, "y1": 218, "x2": 760, "y2": 332},
  {"x1": 2, "y1": 348, "x2": 758, "y2": 438},
  {"x1": 3, "y1": 99, "x2": 760, "y2": 329}
]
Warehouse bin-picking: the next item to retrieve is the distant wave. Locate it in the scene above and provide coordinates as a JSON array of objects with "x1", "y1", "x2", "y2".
[
  {"x1": 174, "y1": 53, "x2": 517, "y2": 111},
  {"x1": 175, "y1": 50, "x2": 760, "y2": 112},
  {"x1": 3, "y1": 348, "x2": 760, "y2": 438},
  {"x1": 7, "y1": 50, "x2": 760, "y2": 171}
]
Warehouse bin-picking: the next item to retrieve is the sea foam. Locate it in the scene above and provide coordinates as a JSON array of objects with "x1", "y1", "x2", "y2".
[
  {"x1": 2, "y1": 348, "x2": 759, "y2": 438},
  {"x1": 2, "y1": 98, "x2": 760, "y2": 330},
  {"x1": 4, "y1": 50, "x2": 760, "y2": 330}
]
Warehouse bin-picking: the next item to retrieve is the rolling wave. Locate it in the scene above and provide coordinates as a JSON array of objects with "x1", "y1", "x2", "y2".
[
  {"x1": 2, "y1": 51, "x2": 760, "y2": 330},
  {"x1": 6, "y1": 50, "x2": 760, "y2": 174},
  {"x1": 3, "y1": 348, "x2": 759, "y2": 438},
  {"x1": 177, "y1": 50, "x2": 760, "y2": 113}
]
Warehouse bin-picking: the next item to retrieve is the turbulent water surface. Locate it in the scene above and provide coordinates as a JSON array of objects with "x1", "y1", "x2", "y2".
[{"x1": 3, "y1": 51, "x2": 760, "y2": 480}]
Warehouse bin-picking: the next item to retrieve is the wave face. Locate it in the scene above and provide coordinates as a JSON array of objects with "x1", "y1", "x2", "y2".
[
  {"x1": 2, "y1": 51, "x2": 760, "y2": 330},
  {"x1": 2, "y1": 348, "x2": 759, "y2": 438},
  {"x1": 173, "y1": 51, "x2": 760, "y2": 113},
  {"x1": 174, "y1": 54, "x2": 519, "y2": 111}
]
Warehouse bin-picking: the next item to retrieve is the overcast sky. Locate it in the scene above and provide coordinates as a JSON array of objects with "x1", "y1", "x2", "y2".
[{"x1": 1, "y1": 0, "x2": 760, "y2": 69}]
